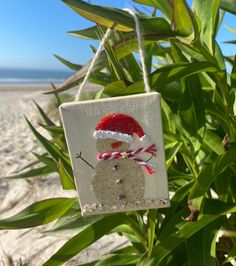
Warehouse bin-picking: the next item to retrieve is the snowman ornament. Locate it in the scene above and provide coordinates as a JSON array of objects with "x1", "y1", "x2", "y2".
[
  {"x1": 60, "y1": 92, "x2": 170, "y2": 216},
  {"x1": 91, "y1": 113, "x2": 157, "y2": 211}
]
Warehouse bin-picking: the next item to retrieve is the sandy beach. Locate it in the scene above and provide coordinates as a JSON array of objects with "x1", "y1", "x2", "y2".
[{"x1": 0, "y1": 84, "x2": 127, "y2": 265}]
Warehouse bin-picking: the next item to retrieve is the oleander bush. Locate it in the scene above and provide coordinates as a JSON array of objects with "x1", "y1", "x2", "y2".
[{"x1": 1, "y1": 0, "x2": 236, "y2": 265}]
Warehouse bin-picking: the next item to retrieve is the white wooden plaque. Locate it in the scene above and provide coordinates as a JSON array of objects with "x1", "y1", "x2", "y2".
[{"x1": 60, "y1": 92, "x2": 170, "y2": 215}]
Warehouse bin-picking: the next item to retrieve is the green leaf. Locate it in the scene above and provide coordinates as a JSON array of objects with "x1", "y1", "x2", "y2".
[
  {"x1": 215, "y1": 171, "x2": 232, "y2": 201},
  {"x1": 147, "y1": 209, "x2": 157, "y2": 257},
  {"x1": 186, "y1": 218, "x2": 223, "y2": 266},
  {"x1": 54, "y1": 54, "x2": 82, "y2": 71},
  {"x1": 39, "y1": 124, "x2": 64, "y2": 135},
  {"x1": 113, "y1": 223, "x2": 146, "y2": 248},
  {"x1": 220, "y1": 0, "x2": 236, "y2": 15},
  {"x1": 69, "y1": 25, "x2": 122, "y2": 41},
  {"x1": 224, "y1": 40, "x2": 236, "y2": 44},
  {"x1": 95, "y1": 253, "x2": 140, "y2": 266},
  {"x1": 179, "y1": 75, "x2": 205, "y2": 136},
  {"x1": 223, "y1": 242, "x2": 236, "y2": 264},
  {"x1": 164, "y1": 182, "x2": 194, "y2": 222},
  {"x1": 43, "y1": 214, "x2": 128, "y2": 266},
  {"x1": 161, "y1": 99, "x2": 177, "y2": 134},
  {"x1": 50, "y1": 82, "x2": 62, "y2": 107},
  {"x1": 63, "y1": 0, "x2": 173, "y2": 34},
  {"x1": 152, "y1": 199, "x2": 236, "y2": 264},
  {"x1": 189, "y1": 147, "x2": 236, "y2": 211},
  {"x1": 159, "y1": 81, "x2": 181, "y2": 102},
  {"x1": 57, "y1": 159, "x2": 76, "y2": 190},
  {"x1": 120, "y1": 49, "x2": 142, "y2": 82},
  {"x1": 5, "y1": 165, "x2": 55, "y2": 179},
  {"x1": 0, "y1": 198, "x2": 76, "y2": 229},
  {"x1": 165, "y1": 141, "x2": 182, "y2": 169},
  {"x1": 103, "y1": 80, "x2": 128, "y2": 96},
  {"x1": 202, "y1": 129, "x2": 224, "y2": 155},
  {"x1": 193, "y1": 0, "x2": 220, "y2": 54},
  {"x1": 63, "y1": 0, "x2": 133, "y2": 32},
  {"x1": 11, "y1": 159, "x2": 41, "y2": 172},
  {"x1": 225, "y1": 25, "x2": 236, "y2": 34},
  {"x1": 170, "y1": 0, "x2": 196, "y2": 38},
  {"x1": 25, "y1": 117, "x2": 70, "y2": 165},
  {"x1": 45, "y1": 214, "x2": 104, "y2": 238},
  {"x1": 113, "y1": 246, "x2": 140, "y2": 255},
  {"x1": 45, "y1": 34, "x2": 172, "y2": 94},
  {"x1": 100, "y1": 28, "x2": 128, "y2": 82},
  {"x1": 33, "y1": 101, "x2": 55, "y2": 126},
  {"x1": 132, "y1": 0, "x2": 173, "y2": 20},
  {"x1": 68, "y1": 26, "x2": 102, "y2": 40},
  {"x1": 127, "y1": 62, "x2": 217, "y2": 94},
  {"x1": 214, "y1": 41, "x2": 226, "y2": 70},
  {"x1": 33, "y1": 152, "x2": 57, "y2": 170},
  {"x1": 137, "y1": 253, "x2": 158, "y2": 266},
  {"x1": 231, "y1": 55, "x2": 236, "y2": 92}
]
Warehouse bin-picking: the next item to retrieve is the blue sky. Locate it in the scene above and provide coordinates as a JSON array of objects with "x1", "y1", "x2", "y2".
[{"x1": 0, "y1": 0, "x2": 235, "y2": 71}]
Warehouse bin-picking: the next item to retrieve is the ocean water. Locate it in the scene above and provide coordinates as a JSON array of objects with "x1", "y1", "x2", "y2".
[{"x1": 0, "y1": 68, "x2": 74, "y2": 84}]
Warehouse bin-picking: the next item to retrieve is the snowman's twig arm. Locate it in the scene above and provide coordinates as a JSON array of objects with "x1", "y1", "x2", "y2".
[{"x1": 75, "y1": 152, "x2": 94, "y2": 169}]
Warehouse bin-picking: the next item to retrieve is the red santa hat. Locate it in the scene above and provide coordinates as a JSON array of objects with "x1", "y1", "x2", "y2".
[{"x1": 93, "y1": 113, "x2": 148, "y2": 143}]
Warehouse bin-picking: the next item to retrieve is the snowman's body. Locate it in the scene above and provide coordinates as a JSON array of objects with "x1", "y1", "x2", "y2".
[{"x1": 91, "y1": 138, "x2": 145, "y2": 206}]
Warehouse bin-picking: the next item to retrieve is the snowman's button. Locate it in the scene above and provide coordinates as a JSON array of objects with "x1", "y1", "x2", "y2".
[
  {"x1": 113, "y1": 164, "x2": 119, "y2": 170},
  {"x1": 117, "y1": 195, "x2": 126, "y2": 200},
  {"x1": 115, "y1": 178, "x2": 123, "y2": 185}
]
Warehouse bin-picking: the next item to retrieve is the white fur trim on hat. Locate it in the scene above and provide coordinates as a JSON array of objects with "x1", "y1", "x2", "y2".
[{"x1": 93, "y1": 130, "x2": 133, "y2": 143}]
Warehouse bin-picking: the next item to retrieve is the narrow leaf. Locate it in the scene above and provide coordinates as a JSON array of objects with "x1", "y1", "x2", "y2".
[
  {"x1": 193, "y1": 0, "x2": 220, "y2": 53},
  {"x1": 5, "y1": 165, "x2": 55, "y2": 179},
  {"x1": 220, "y1": 0, "x2": 236, "y2": 15},
  {"x1": 132, "y1": 0, "x2": 173, "y2": 20},
  {"x1": 33, "y1": 152, "x2": 58, "y2": 170},
  {"x1": 69, "y1": 26, "x2": 100, "y2": 40},
  {"x1": 54, "y1": 54, "x2": 82, "y2": 71},
  {"x1": 58, "y1": 159, "x2": 76, "y2": 190},
  {"x1": 147, "y1": 209, "x2": 157, "y2": 257},
  {"x1": 186, "y1": 218, "x2": 223, "y2": 266},
  {"x1": 179, "y1": 75, "x2": 205, "y2": 136},
  {"x1": 170, "y1": 0, "x2": 196, "y2": 37},
  {"x1": 63, "y1": 0, "x2": 173, "y2": 34},
  {"x1": 33, "y1": 101, "x2": 55, "y2": 126},
  {"x1": 0, "y1": 198, "x2": 76, "y2": 229},
  {"x1": 95, "y1": 253, "x2": 140, "y2": 266},
  {"x1": 152, "y1": 199, "x2": 236, "y2": 263},
  {"x1": 45, "y1": 34, "x2": 172, "y2": 94},
  {"x1": 223, "y1": 243, "x2": 236, "y2": 264},
  {"x1": 126, "y1": 62, "x2": 217, "y2": 95},
  {"x1": 25, "y1": 117, "x2": 70, "y2": 165},
  {"x1": 45, "y1": 214, "x2": 104, "y2": 237},
  {"x1": 165, "y1": 141, "x2": 182, "y2": 169},
  {"x1": 43, "y1": 214, "x2": 128, "y2": 266},
  {"x1": 225, "y1": 25, "x2": 236, "y2": 34},
  {"x1": 38, "y1": 124, "x2": 64, "y2": 135},
  {"x1": 189, "y1": 147, "x2": 236, "y2": 211}
]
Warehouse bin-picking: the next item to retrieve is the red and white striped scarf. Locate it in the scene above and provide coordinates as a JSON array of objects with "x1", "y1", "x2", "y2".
[{"x1": 97, "y1": 143, "x2": 157, "y2": 175}]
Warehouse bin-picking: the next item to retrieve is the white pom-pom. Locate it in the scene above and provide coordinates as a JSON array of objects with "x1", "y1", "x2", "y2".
[{"x1": 140, "y1": 135, "x2": 150, "y2": 144}]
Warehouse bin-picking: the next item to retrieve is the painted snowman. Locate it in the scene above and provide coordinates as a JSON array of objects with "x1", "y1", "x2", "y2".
[{"x1": 91, "y1": 113, "x2": 156, "y2": 209}]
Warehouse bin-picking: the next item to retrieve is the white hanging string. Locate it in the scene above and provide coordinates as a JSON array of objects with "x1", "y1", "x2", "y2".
[
  {"x1": 75, "y1": 28, "x2": 112, "y2": 102},
  {"x1": 75, "y1": 9, "x2": 151, "y2": 102},
  {"x1": 126, "y1": 9, "x2": 151, "y2": 93}
]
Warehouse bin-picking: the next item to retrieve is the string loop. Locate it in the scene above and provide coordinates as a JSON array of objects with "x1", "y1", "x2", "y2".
[
  {"x1": 75, "y1": 9, "x2": 151, "y2": 102},
  {"x1": 126, "y1": 9, "x2": 151, "y2": 93}
]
